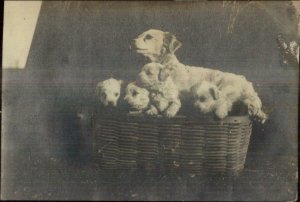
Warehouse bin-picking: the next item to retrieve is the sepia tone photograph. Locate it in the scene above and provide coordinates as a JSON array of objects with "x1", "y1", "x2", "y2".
[{"x1": 1, "y1": 1, "x2": 299, "y2": 201}]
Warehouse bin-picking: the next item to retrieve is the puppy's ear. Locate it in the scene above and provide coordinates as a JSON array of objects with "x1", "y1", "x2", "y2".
[
  {"x1": 163, "y1": 32, "x2": 182, "y2": 54},
  {"x1": 118, "y1": 80, "x2": 123, "y2": 86},
  {"x1": 209, "y1": 86, "x2": 220, "y2": 100},
  {"x1": 191, "y1": 83, "x2": 200, "y2": 97},
  {"x1": 143, "y1": 88, "x2": 150, "y2": 96},
  {"x1": 158, "y1": 68, "x2": 170, "y2": 81}
]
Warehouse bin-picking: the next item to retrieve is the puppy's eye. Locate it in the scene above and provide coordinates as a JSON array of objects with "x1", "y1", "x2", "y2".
[
  {"x1": 199, "y1": 96, "x2": 206, "y2": 102},
  {"x1": 132, "y1": 91, "x2": 138, "y2": 97},
  {"x1": 146, "y1": 70, "x2": 152, "y2": 75},
  {"x1": 114, "y1": 92, "x2": 119, "y2": 97},
  {"x1": 101, "y1": 92, "x2": 106, "y2": 98},
  {"x1": 144, "y1": 34, "x2": 153, "y2": 40}
]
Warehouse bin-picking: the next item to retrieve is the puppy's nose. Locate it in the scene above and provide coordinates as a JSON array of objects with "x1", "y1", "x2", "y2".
[{"x1": 108, "y1": 101, "x2": 115, "y2": 106}]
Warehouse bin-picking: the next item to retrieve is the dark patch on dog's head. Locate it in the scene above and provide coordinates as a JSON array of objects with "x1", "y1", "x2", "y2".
[
  {"x1": 209, "y1": 86, "x2": 219, "y2": 100},
  {"x1": 158, "y1": 67, "x2": 170, "y2": 82},
  {"x1": 163, "y1": 32, "x2": 182, "y2": 54}
]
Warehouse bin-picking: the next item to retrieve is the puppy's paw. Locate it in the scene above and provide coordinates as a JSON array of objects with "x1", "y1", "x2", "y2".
[
  {"x1": 256, "y1": 110, "x2": 268, "y2": 124},
  {"x1": 248, "y1": 104, "x2": 259, "y2": 116},
  {"x1": 215, "y1": 107, "x2": 228, "y2": 119},
  {"x1": 164, "y1": 109, "x2": 177, "y2": 118},
  {"x1": 145, "y1": 107, "x2": 158, "y2": 116}
]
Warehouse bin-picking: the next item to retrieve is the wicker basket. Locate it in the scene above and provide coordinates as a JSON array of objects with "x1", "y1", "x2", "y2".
[{"x1": 92, "y1": 112, "x2": 252, "y2": 176}]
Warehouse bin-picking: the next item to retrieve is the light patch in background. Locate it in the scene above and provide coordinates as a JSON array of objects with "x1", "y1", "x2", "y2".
[{"x1": 2, "y1": 1, "x2": 42, "y2": 69}]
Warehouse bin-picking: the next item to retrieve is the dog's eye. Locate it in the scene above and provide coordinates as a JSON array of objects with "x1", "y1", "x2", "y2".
[
  {"x1": 199, "y1": 96, "x2": 206, "y2": 102},
  {"x1": 144, "y1": 34, "x2": 153, "y2": 40},
  {"x1": 101, "y1": 92, "x2": 106, "y2": 98},
  {"x1": 114, "y1": 92, "x2": 119, "y2": 97},
  {"x1": 132, "y1": 91, "x2": 138, "y2": 97},
  {"x1": 146, "y1": 70, "x2": 152, "y2": 75}
]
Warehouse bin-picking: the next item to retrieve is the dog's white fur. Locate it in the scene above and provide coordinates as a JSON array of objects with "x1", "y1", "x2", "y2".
[
  {"x1": 96, "y1": 78, "x2": 123, "y2": 107},
  {"x1": 191, "y1": 79, "x2": 268, "y2": 123},
  {"x1": 133, "y1": 29, "x2": 267, "y2": 122},
  {"x1": 132, "y1": 29, "x2": 220, "y2": 96},
  {"x1": 124, "y1": 82, "x2": 150, "y2": 112},
  {"x1": 136, "y1": 62, "x2": 181, "y2": 118}
]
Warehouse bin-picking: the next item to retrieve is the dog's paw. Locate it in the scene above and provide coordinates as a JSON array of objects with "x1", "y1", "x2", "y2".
[
  {"x1": 215, "y1": 107, "x2": 228, "y2": 119},
  {"x1": 248, "y1": 104, "x2": 259, "y2": 116},
  {"x1": 255, "y1": 110, "x2": 268, "y2": 124},
  {"x1": 164, "y1": 109, "x2": 177, "y2": 118},
  {"x1": 145, "y1": 108, "x2": 158, "y2": 116}
]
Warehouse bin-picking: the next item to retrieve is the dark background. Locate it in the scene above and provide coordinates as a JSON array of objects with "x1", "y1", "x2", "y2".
[{"x1": 2, "y1": 1, "x2": 298, "y2": 200}]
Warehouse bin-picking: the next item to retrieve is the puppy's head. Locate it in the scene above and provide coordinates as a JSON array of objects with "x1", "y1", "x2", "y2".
[
  {"x1": 124, "y1": 82, "x2": 150, "y2": 111},
  {"x1": 96, "y1": 78, "x2": 123, "y2": 107},
  {"x1": 191, "y1": 81, "x2": 220, "y2": 114},
  {"x1": 136, "y1": 62, "x2": 170, "y2": 89},
  {"x1": 131, "y1": 29, "x2": 182, "y2": 62}
]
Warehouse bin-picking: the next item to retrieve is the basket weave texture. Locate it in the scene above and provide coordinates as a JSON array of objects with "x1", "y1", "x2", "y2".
[{"x1": 92, "y1": 112, "x2": 252, "y2": 176}]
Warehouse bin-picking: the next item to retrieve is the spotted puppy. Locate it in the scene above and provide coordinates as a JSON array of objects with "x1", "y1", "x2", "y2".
[
  {"x1": 95, "y1": 78, "x2": 123, "y2": 107},
  {"x1": 136, "y1": 62, "x2": 181, "y2": 118},
  {"x1": 124, "y1": 82, "x2": 179, "y2": 118},
  {"x1": 124, "y1": 82, "x2": 150, "y2": 113}
]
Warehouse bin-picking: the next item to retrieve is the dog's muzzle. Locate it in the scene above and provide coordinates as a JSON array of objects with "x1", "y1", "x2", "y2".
[
  {"x1": 129, "y1": 39, "x2": 137, "y2": 50},
  {"x1": 107, "y1": 101, "x2": 116, "y2": 107}
]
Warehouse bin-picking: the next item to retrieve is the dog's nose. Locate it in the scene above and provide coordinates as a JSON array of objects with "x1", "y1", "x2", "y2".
[
  {"x1": 108, "y1": 101, "x2": 115, "y2": 106},
  {"x1": 130, "y1": 39, "x2": 137, "y2": 49}
]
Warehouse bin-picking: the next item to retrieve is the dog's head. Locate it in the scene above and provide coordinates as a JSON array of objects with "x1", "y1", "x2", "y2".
[
  {"x1": 191, "y1": 81, "x2": 220, "y2": 114},
  {"x1": 95, "y1": 78, "x2": 123, "y2": 107},
  {"x1": 124, "y1": 82, "x2": 150, "y2": 111},
  {"x1": 131, "y1": 29, "x2": 182, "y2": 62},
  {"x1": 136, "y1": 62, "x2": 171, "y2": 89}
]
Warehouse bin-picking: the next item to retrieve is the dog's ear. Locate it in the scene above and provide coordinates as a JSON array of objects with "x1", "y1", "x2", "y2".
[
  {"x1": 143, "y1": 88, "x2": 150, "y2": 96},
  {"x1": 191, "y1": 83, "x2": 200, "y2": 97},
  {"x1": 118, "y1": 80, "x2": 123, "y2": 86},
  {"x1": 163, "y1": 32, "x2": 182, "y2": 54},
  {"x1": 209, "y1": 86, "x2": 220, "y2": 100},
  {"x1": 158, "y1": 68, "x2": 170, "y2": 81}
]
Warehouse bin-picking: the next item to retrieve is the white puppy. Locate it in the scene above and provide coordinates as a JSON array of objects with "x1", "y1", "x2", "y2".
[
  {"x1": 95, "y1": 78, "x2": 123, "y2": 107},
  {"x1": 191, "y1": 79, "x2": 268, "y2": 123},
  {"x1": 124, "y1": 82, "x2": 173, "y2": 117},
  {"x1": 124, "y1": 82, "x2": 150, "y2": 112},
  {"x1": 136, "y1": 62, "x2": 181, "y2": 118}
]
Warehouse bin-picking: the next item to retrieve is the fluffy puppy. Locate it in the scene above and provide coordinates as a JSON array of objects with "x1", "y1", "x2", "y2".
[
  {"x1": 95, "y1": 78, "x2": 123, "y2": 107},
  {"x1": 124, "y1": 82, "x2": 171, "y2": 117},
  {"x1": 136, "y1": 62, "x2": 181, "y2": 118},
  {"x1": 124, "y1": 82, "x2": 150, "y2": 112},
  {"x1": 191, "y1": 79, "x2": 268, "y2": 123}
]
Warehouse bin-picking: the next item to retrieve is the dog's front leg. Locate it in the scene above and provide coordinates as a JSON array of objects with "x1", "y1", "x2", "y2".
[
  {"x1": 145, "y1": 105, "x2": 159, "y2": 116},
  {"x1": 164, "y1": 100, "x2": 181, "y2": 118},
  {"x1": 243, "y1": 94, "x2": 263, "y2": 117},
  {"x1": 214, "y1": 100, "x2": 230, "y2": 119}
]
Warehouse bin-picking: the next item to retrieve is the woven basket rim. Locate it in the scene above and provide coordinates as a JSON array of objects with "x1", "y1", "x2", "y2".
[{"x1": 94, "y1": 111, "x2": 251, "y2": 124}]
